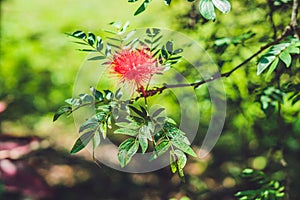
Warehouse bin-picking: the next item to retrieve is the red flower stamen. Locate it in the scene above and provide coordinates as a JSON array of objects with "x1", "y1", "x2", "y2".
[{"x1": 109, "y1": 48, "x2": 163, "y2": 94}]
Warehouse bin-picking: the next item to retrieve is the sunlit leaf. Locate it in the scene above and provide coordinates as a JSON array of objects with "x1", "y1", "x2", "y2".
[
  {"x1": 138, "y1": 134, "x2": 148, "y2": 153},
  {"x1": 70, "y1": 131, "x2": 94, "y2": 154},
  {"x1": 164, "y1": 0, "x2": 172, "y2": 5},
  {"x1": 279, "y1": 51, "x2": 292, "y2": 67},
  {"x1": 150, "y1": 140, "x2": 171, "y2": 160},
  {"x1": 88, "y1": 32, "x2": 96, "y2": 46},
  {"x1": 96, "y1": 36, "x2": 104, "y2": 51},
  {"x1": 170, "y1": 152, "x2": 177, "y2": 173},
  {"x1": 71, "y1": 30, "x2": 87, "y2": 39},
  {"x1": 172, "y1": 139, "x2": 197, "y2": 157},
  {"x1": 79, "y1": 118, "x2": 98, "y2": 133},
  {"x1": 174, "y1": 149, "x2": 187, "y2": 169},
  {"x1": 104, "y1": 90, "x2": 114, "y2": 100},
  {"x1": 53, "y1": 106, "x2": 72, "y2": 122},
  {"x1": 95, "y1": 112, "x2": 106, "y2": 122},
  {"x1": 199, "y1": 0, "x2": 216, "y2": 20},
  {"x1": 266, "y1": 57, "x2": 280, "y2": 77},
  {"x1": 257, "y1": 55, "x2": 276, "y2": 75},
  {"x1": 212, "y1": 0, "x2": 231, "y2": 13},
  {"x1": 118, "y1": 138, "x2": 139, "y2": 167},
  {"x1": 90, "y1": 87, "x2": 104, "y2": 101},
  {"x1": 114, "y1": 128, "x2": 138, "y2": 136},
  {"x1": 134, "y1": 0, "x2": 152, "y2": 16},
  {"x1": 65, "y1": 98, "x2": 81, "y2": 106},
  {"x1": 93, "y1": 131, "x2": 101, "y2": 149}
]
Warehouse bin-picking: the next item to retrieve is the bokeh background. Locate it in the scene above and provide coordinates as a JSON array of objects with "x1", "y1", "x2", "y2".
[{"x1": 1, "y1": 0, "x2": 300, "y2": 199}]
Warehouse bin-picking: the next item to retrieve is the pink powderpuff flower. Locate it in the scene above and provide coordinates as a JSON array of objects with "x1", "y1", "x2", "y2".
[{"x1": 109, "y1": 48, "x2": 163, "y2": 96}]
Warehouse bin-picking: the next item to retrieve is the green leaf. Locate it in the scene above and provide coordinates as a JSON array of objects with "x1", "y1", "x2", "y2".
[
  {"x1": 119, "y1": 138, "x2": 135, "y2": 150},
  {"x1": 286, "y1": 45, "x2": 300, "y2": 54},
  {"x1": 152, "y1": 35, "x2": 163, "y2": 44},
  {"x1": 166, "y1": 41, "x2": 173, "y2": 54},
  {"x1": 96, "y1": 36, "x2": 104, "y2": 51},
  {"x1": 79, "y1": 94, "x2": 94, "y2": 104},
  {"x1": 257, "y1": 55, "x2": 276, "y2": 75},
  {"x1": 151, "y1": 108, "x2": 165, "y2": 118},
  {"x1": 72, "y1": 41, "x2": 88, "y2": 46},
  {"x1": 70, "y1": 131, "x2": 94, "y2": 154},
  {"x1": 65, "y1": 98, "x2": 81, "y2": 106},
  {"x1": 71, "y1": 31, "x2": 87, "y2": 39},
  {"x1": 161, "y1": 46, "x2": 169, "y2": 60},
  {"x1": 114, "y1": 128, "x2": 138, "y2": 136},
  {"x1": 104, "y1": 90, "x2": 114, "y2": 100},
  {"x1": 100, "y1": 123, "x2": 107, "y2": 139},
  {"x1": 164, "y1": 0, "x2": 172, "y2": 5},
  {"x1": 105, "y1": 44, "x2": 112, "y2": 56},
  {"x1": 173, "y1": 48, "x2": 183, "y2": 54},
  {"x1": 170, "y1": 150, "x2": 186, "y2": 182},
  {"x1": 90, "y1": 87, "x2": 104, "y2": 101},
  {"x1": 292, "y1": 94, "x2": 300, "y2": 105},
  {"x1": 144, "y1": 39, "x2": 152, "y2": 44},
  {"x1": 109, "y1": 21, "x2": 123, "y2": 29},
  {"x1": 115, "y1": 88, "x2": 123, "y2": 100},
  {"x1": 88, "y1": 32, "x2": 96, "y2": 46},
  {"x1": 140, "y1": 124, "x2": 153, "y2": 141},
  {"x1": 138, "y1": 134, "x2": 148, "y2": 153},
  {"x1": 140, "y1": 106, "x2": 148, "y2": 117},
  {"x1": 77, "y1": 49, "x2": 97, "y2": 52},
  {"x1": 266, "y1": 57, "x2": 279, "y2": 77},
  {"x1": 88, "y1": 56, "x2": 106, "y2": 61},
  {"x1": 79, "y1": 118, "x2": 98, "y2": 133},
  {"x1": 166, "y1": 117, "x2": 177, "y2": 125},
  {"x1": 53, "y1": 106, "x2": 72, "y2": 122},
  {"x1": 170, "y1": 151, "x2": 177, "y2": 173},
  {"x1": 172, "y1": 139, "x2": 197, "y2": 157},
  {"x1": 279, "y1": 51, "x2": 292, "y2": 67},
  {"x1": 257, "y1": 38, "x2": 299, "y2": 75},
  {"x1": 93, "y1": 131, "x2": 101, "y2": 149},
  {"x1": 174, "y1": 149, "x2": 187, "y2": 169},
  {"x1": 134, "y1": 0, "x2": 152, "y2": 16},
  {"x1": 199, "y1": 0, "x2": 216, "y2": 20},
  {"x1": 128, "y1": 105, "x2": 146, "y2": 118},
  {"x1": 150, "y1": 140, "x2": 171, "y2": 160},
  {"x1": 242, "y1": 168, "x2": 254, "y2": 175},
  {"x1": 212, "y1": 0, "x2": 231, "y2": 13},
  {"x1": 95, "y1": 112, "x2": 106, "y2": 122},
  {"x1": 118, "y1": 138, "x2": 139, "y2": 167}
]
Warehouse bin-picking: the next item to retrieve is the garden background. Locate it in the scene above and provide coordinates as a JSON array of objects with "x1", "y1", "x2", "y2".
[{"x1": 1, "y1": 0, "x2": 299, "y2": 199}]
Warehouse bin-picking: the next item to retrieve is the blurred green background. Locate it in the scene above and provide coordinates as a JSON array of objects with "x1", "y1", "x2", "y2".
[{"x1": 1, "y1": 0, "x2": 300, "y2": 199}]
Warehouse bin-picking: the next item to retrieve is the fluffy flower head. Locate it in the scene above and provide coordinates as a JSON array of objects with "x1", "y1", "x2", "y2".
[{"x1": 110, "y1": 48, "x2": 162, "y2": 90}]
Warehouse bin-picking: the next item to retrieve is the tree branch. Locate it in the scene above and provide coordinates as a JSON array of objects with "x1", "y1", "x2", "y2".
[
  {"x1": 135, "y1": 0, "x2": 299, "y2": 100},
  {"x1": 290, "y1": 0, "x2": 299, "y2": 38}
]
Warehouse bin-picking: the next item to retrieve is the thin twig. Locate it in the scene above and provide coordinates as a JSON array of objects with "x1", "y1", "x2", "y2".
[{"x1": 290, "y1": 0, "x2": 299, "y2": 38}]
